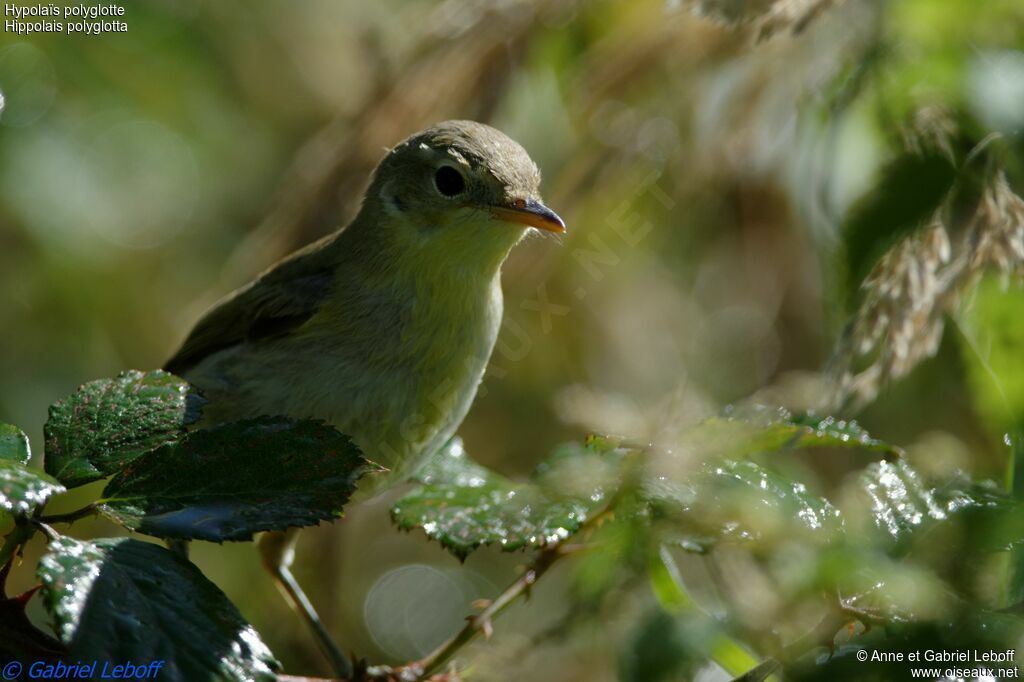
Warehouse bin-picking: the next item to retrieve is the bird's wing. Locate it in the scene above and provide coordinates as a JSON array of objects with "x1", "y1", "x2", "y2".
[{"x1": 165, "y1": 236, "x2": 338, "y2": 376}]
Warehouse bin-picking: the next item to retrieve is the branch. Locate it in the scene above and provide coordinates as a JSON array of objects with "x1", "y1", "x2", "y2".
[
  {"x1": 37, "y1": 504, "x2": 97, "y2": 525},
  {"x1": 409, "y1": 546, "x2": 563, "y2": 679},
  {"x1": 0, "y1": 521, "x2": 36, "y2": 593}
]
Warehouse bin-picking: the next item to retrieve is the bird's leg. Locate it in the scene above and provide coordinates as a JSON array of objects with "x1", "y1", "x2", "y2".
[{"x1": 258, "y1": 528, "x2": 353, "y2": 679}]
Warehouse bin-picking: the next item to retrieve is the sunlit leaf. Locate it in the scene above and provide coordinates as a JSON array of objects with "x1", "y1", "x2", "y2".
[
  {"x1": 650, "y1": 459, "x2": 844, "y2": 548},
  {"x1": 0, "y1": 461, "x2": 64, "y2": 517},
  {"x1": 959, "y1": 276, "x2": 1024, "y2": 436},
  {"x1": 0, "y1": 423, "x2": 30, "y2": 465},
  {"x1": 858, "y1": 458, "x2": 1006, "y2": 542},
  {"x1": 666, "y1": 408, "x2": 902, "y2": 467},
  {"x1": 391, "y1": 439, "x2": 615, "y2": 560},
  {"x1": 731, "y1": 660, "x2": 782, "y2": 682},
  {"x1": 44, "y1": 370, "x2": 205, "y2": 488},
  {"x1": 623, "y1": 409, "x2": 893, "y2": 551},
  {"x1": 37, "y1": 537, "x2": 278, "y2": 681},
  {"x1": 98, "y1": 417, "x2": 367, "y2": 542}
]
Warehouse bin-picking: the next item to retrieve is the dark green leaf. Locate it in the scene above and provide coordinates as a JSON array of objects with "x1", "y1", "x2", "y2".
[
  {"x1": 44, "y1": 370, "x2": 205, "y2": 488},
  {"x1": 0, "y1": 461, "x2": 65, "y2": 517},
  {"x1": 620, "y1": 609, "x2": 719, "y2": 682},
  {"x1": 37, "y1": 537, "x2": 278, "y2": 682},
  {"x1": 841, "y1": 151, "x2": 957, "y2": 301},
  {"x1": 0, "y1": 423, "x2": 30, "y2": 465},
  {"x1": 391, "y1": 439, "x2": 614, "y2": 560},
  {"x1": 98, "y1": 417, "x2": 367, "y2": 541}
]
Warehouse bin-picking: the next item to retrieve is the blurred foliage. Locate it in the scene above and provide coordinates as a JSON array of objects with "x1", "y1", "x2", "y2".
[{"x1": 3, "y1": 0, "x2": 1024, "y2": 680}]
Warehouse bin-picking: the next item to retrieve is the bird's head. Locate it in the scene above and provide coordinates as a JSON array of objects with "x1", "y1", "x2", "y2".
[{"x1": 359, "y1": 120, "x2": 565, "y2": 271}]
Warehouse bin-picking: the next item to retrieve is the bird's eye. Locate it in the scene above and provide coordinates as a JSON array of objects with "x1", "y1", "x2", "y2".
[{"x1": 434, "y1": 166, "x2": 466, "y2": 198}]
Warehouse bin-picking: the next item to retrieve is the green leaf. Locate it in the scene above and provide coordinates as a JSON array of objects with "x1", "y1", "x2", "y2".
[
  {"x1": 840, "y1": 151, "x2": 957, "y2": 302},
  {"x1": 98, "y1": 417, "x2": 367, "y2": 542},
  {"x1": 647, "y1": 548, "x2": 764, "y2": 677},
  {"x1": 857, "y1": 458, "x2": 1007, "y2": 542},
  {"x1": 391, "y1": 439, "x2": 614, "y2": 560},
  {"x1": 685, "y1": 407, "x2": 902, "y2": 459},
  {"x1": 44, "y1": 370, "x2": 205, "y2": 488},
  {"x1": 37, "y1": 537, "x2": 278, "y2": 681},
  {"x1": 651, "y1": 460, "x2": 844, "y2": 548},
  {"x1": 0, "y1": 461, "x2": 65, "y2": 517},
  {"x1": 959, "y1": 276, "x2": 1024, "y2": 436},
  {"x1": 731, "y1": 661, "x2": 782, "y2": 682},
  {"x1": 0, "y1": 423, "x2": 30, "y2": 465},
  {"x1": 619, "y1": 608, "x2": 719, "y2": 682},
  {"x1": 641, "y1": 409, "x2": 895, "y2": 551}
]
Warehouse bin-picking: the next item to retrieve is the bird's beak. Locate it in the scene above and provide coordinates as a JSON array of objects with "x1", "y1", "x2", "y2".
[{"x1": 491, "y1": 199, "x2": 566, "y2": 234}]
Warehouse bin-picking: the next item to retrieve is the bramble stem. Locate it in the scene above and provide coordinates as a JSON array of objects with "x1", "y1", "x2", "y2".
[
  {"x1": 0, "y1": 521, "x2": 36, "y2": 585},
  {"x1": 414, "y1": 546, "x2": 562, "y2": 678},
  {"x1": 37, "y1": 504, "x2": 98, "y2": 525}
]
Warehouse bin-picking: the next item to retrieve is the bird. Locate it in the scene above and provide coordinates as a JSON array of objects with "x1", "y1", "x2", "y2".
[{"x1": 164, "y1": 120, "x2": 565, "y2": 677}]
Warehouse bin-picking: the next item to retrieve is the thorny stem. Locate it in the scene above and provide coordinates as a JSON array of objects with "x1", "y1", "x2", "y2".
[
  {"x1": 0, "y1": 501, "x2": 72, "y2": 592},
  {"x1": 0, "y1": 501, "x2": 76, "y2": 595},
  {"x1": 411, "y1": 540, "x2": 573, "y2": 678},
  {"x1": 37, "y1": 503, "x2": 98, "y2": 525},
  {"x1": 31, "y1": 520, "x2": 59, "y2": 542},
  {"x1": 0, "y1": 521, "x2": 35, "y2": 589},
  {"x1": 409, "y1": 482, "x2": 631, "y2": 682}
]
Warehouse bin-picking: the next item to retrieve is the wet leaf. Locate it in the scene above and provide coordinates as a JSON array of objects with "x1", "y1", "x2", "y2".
[
  {"x1": 0, "y1": 461, "x2": 65, "y2": 517},
  {"x1": 651, "y1": 460, "x2": 844, "y2": 547},
  {"x1": 98, "y1": 416, "x2": 367, "y2": 541},
  {"x1": 641, "y1": 409, "x2": 897, "y2": 549},
  {"x1": 858, "y1": 458, "x2": 1006, "y2": 542},
  {"x1": 0, "y1": 423, "x2": 30, "y2": 465},
  {"x1": 391, "y1": 439, "x2": 613, "y2": 560},
  {"x1": 44, "y1": 370, "x2": 205, "y2": 488},
  {"x1": 37, "y1": 537, "x2": 278, "y2": 681},
  {"x1": 687, "y1": 407, "x2": 902, "y2": 459}
]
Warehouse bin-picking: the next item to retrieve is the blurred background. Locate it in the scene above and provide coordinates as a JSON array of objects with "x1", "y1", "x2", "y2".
[{"x1": 2, "y1": 0, "x2": 1023, "y2": 679}]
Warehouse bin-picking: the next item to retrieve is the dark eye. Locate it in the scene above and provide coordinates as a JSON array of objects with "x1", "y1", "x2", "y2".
[{"x1": 434, "y1": 166, "x2": 466, "y2": 197}]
